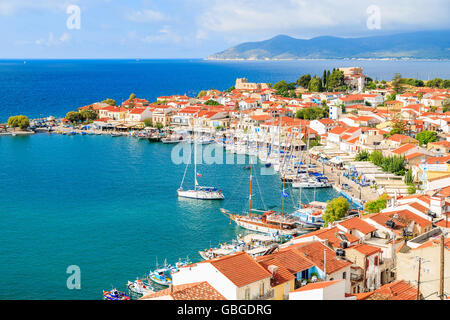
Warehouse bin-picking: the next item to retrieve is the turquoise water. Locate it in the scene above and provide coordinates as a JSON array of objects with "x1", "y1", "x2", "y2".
[{"x1": 0, "y1": 134, "x2": 339, "y2": 300}]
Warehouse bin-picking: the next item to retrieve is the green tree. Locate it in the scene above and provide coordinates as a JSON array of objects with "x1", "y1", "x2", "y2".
[
  {"x1": 405, "y1": 169, "x2": 414, "y2": 185},
  {"x1": 129, "y1": 93, "x2": 136, "y2": 101},
  {"x1": 8, "y1": 115, "x2": 30, "y2": 130},
  {"x1": 197, "y1": 91, "x2": 207, "y2": 98},
  {"x1": 79, "y1": 108, "x2": 98, "y2": 122},
  {"x1": 364, "y1": 195, "x2": 388, "y2": 213},
  {"x1": 308, "y1": 76, "x2": 323, "y2": 92},
  {"x1": 369, "y1": 150, "x2": 384, "y2": 166},
  {"x1": 102, "y1": 99, "x2": 116, "y2": 106},
  {"x1": 416, "y1": 130, "x2": 438, "y2": 146},
  {"x1": 296, "y1": 74, "x2": 311, "y2": 88},
  {"x1": 225, "y1": 86, "x2": 235, "y2": 93},
  {"x1": 155, "y1": 122, "x2": 164, "y2": 130},
  {"x1": 143, "y1": 119, "x2": 153, "y2": 127},
  {"x1": 355, "y1": 150, "x2": 370, "y2": 161},
  {"x1": 65, "y1": 111, "x2": 83, "y2": 123},
  {"x1": 392, "y1": 73, "x2": 404, "y2": 94},
  {"x1": 323, "y1": 197, "x2": 350, "y2": 226},
  {"x1": 327, "y1": 69, "x2": 345, "y2": 91},
  {"x1": 204, "y1": 100, "x2": 222, "y2": 106},
  {"x1": 408, "y1": 185, "x2": 416, "y2": 195}
]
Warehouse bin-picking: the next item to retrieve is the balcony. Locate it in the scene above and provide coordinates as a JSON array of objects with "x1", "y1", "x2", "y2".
[
  {"x1": 252, "y1": 289, "x2": 275, "y2": 300},
  {"x1": 351, "y1": 274, "x2": 363, "y2": 282}
]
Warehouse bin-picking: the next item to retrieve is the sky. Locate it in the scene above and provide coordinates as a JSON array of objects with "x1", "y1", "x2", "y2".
[{"x1": 0, "y1": 0, "x2": 449, "y2": 59}]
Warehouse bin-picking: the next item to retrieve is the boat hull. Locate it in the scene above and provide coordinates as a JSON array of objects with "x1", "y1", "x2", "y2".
[{"x1": 177, "y1": 189, "x2": 224, "y2": 200}]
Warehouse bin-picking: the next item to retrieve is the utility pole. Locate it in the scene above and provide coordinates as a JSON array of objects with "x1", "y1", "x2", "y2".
[
  {"x1": 417, "y1": 258, "x2": 422, "y2": 300},
  {"x1": 440, "y1": 233, "x2": 445, "y2": 300}
]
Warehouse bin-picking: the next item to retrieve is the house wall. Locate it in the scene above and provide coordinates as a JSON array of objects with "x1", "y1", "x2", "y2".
[{"x1": 396, "y1": 244, "x2": 450, "y2": 300}]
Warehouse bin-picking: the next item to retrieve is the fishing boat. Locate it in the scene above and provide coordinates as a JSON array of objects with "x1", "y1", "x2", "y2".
[
  {"x1": 221, "y1": 164, "x2": 303, "y2": 236},
  {"x1": 291, "y1": 175, "x2": 332, "y2": 189},
  {"x1": 292, "y1": 201, "x2": 327, "y2": 228},
  {"x1": 127, "y1": 279, "x2": 154, "y2": 297},
  {"x1": 148, "y1": 132, "x2": 162, "y2": 142},
  {"x1": 177, "y1": 135, "x2": 224, "y2": 200},
  {"x1": 110, "y1": 133, "x2": 122, "y2": 137},
  {"x1": 103, "y1": 289, "x2": 130, "y2": 300},
  {"x1": 162, "y1": 135, "x2": 186, "y2": 144},
  {"x1": 149, "y1": 267, "x2": 172, "y2": 286},
  {"x1": 199, "y1": 233, "x2": 281, "y2": 260}
]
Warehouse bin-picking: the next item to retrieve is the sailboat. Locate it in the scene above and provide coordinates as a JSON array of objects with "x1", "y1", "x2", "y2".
[
  {"x1": 177, "y1": 134, "x2": 224, "y2": 200},
  {"x1": 221, "y1": 163, "x2": 301, "y2": 236}
]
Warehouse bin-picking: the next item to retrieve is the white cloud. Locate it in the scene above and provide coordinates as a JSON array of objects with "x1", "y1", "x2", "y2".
[
  {"x1": 142, "y1": 26, "x2": 182, "y2": 44},
  {"x1": 197, "y1": 0, "x2": 450, "y2": 39},
  {"x1": 0, "y1": 0, "x2": 76, "y2": 16},
  {"x1": 126, "y1": 9, "x2": 165, "y2": 23}
]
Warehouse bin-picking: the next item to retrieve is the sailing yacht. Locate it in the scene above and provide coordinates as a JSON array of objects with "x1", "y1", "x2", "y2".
[
  {"x1": 177, "y1": 135, "x2": 224, "y2": 200},
  {"x1": 221, "y1": 164, "x2": 302, "y2": 236}
]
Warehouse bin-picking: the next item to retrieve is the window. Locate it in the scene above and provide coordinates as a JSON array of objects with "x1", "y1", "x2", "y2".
[
  {"x1": 245, "y1": 288, "x2": 250, "y2": 300},
  {"x1": 343, "y1": 272, "x2": 346, "y2": 279}
]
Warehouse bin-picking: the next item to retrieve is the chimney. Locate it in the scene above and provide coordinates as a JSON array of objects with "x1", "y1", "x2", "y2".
[{"x1": 268, "y1": 265, "x2": 279, "y2": 277}]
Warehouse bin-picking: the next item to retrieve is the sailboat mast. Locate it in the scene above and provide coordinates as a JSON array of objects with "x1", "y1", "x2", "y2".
[
  {"x1": 282, "y1": 175, "x2": 285, "y2": 218},
  {"x1": 249, "y1": 162, "x2": 253, "y2": 218},
  {"x1": 194, "y1": 130, "x2": 197, "y2": 190}
]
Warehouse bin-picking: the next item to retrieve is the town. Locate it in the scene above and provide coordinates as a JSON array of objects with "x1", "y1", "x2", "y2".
[{"x1": 4, "y1": 67, "x2": 450, "y2": 301}]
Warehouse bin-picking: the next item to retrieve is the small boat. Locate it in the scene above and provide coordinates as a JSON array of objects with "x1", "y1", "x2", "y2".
[
  {"x1": 177, "y1": 136, "x2": 224, "y2": 200},
  {"x1": 243, "y1": 166, "x2": 251, "y2": 170},
  {"x1": 111, "y1": 133, "x2": 122, "y2": 137},
  {"x1": 127, "y1": 279, "x2": 154, "y2": 297},
  {"x1": 291, "y1": 201, "x2": 327, "y2": 228},
  {"x1": 149, "y1": 267, "x2": 172, "y2": 286},
  {"x1": 291, "y1": 176, "x2": 331, "y2": 189},
  {"x1": 103, "y1": 289, "x2": 130, "y2": 300}
]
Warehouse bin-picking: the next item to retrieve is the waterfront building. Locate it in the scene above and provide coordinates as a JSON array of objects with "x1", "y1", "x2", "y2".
[{"x1": 172, "y1": 252, "x2": 274, "y2": 300}]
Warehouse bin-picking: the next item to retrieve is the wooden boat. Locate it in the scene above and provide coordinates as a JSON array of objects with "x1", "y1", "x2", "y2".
[
  {"x1": 221, "y1": 164, "x2": 303, "y2": 236},
  {"x1": 103, "y1": 289, "x2": 129, "y2": 300}
]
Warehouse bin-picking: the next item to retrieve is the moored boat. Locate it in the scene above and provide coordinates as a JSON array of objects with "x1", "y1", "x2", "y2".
[{"x1": 103, "y1": 289, "x2": 130, "y2": 300}]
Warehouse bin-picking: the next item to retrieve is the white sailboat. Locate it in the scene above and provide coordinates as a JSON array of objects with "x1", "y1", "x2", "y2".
[{"x1": 177, "y1": 134, "x2": 224, "y2": 200}]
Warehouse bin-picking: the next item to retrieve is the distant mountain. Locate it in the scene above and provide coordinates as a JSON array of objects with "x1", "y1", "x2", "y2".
[{"x1": 206, "y1": 31, "x2": 450, "y2": 60}]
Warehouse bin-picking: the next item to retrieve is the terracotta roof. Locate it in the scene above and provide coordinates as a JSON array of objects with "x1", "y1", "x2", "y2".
[
  {"x1": 338, "y1": 217, "x2": 377, "y2": 235},
  {"x1": 349, "y1": 243, "x2": 382, "y2": 256},
  {"x1": 391, "y1": 143, "x2": 417, "y2": 155},
  {"x1": 388, "y1": 134, "x2": 416, "y2": 143},
  {"x1": 405, "y1": 152, "x2": 425, "y2": 160},
  {"x1": 357, "y1": 280, "x2": 419, "y2": 300},
  {"x1": 285, "y1": 241, "x2": 352, "y2": 274},
  {"x1": 258, "y1": 258, "x2": 296, "y2": 286},
  {"x1": 209, "y1": 252, "x2": 271, "y2": 287},
  {"x1": 257, "y1": 249, "x2": 314, "y2": 274},
  {"x1": 140, "y1": 281, "x2": 226, "y2": 300},
  {"x1": 292, "y1": 279, "x2": 343, "y2": 292}
]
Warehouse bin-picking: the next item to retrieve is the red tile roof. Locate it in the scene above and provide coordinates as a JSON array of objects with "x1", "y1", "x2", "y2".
[
  {"x1": 357, "y1": 280, "x2": 419, "y2": 300},
  {"x1": 337, "y1": 217, "x2": 377, "y2": 235},
  {"x1": 284, "y1": 241, "x2": 352, "y2": 274},
  {"x1": 392, "y1": 143, "x2": 417, "y2": 155},
  {"x1": 209, "y1": 252, "x2": 271, "y2": 287},
  {"x1": 140, "y1": 281, "x2": 226, "y2": 300},
  {"x1": 349, "y1": 243, "x2": 382, "y2": 256}
]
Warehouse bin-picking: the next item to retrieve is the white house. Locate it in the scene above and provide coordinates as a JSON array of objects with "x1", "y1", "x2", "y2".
[
  {"x1": 289, "y1": 279, "x2": 354, "y2": 300},
  {"x1": 172, "y1": 252, "x2": 273, "y2": 300}
]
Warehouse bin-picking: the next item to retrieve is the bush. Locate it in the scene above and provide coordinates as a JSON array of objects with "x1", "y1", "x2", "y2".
[
  {"x1": 364, "y1": 194, "x2": 388, "y2": 213},
  {"x1": 323, "y1": 197, "x2": 350, "y2": 227},
  {"x1": 8, "y1": 115, "x2": 30, "y2": 130}
]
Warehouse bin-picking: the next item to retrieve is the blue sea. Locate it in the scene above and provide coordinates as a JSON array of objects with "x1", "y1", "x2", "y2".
[
  {"x1": 0, "y1": 59, "x2": 449, "y2": 122},
  {"x1": 0, "y1": 59, "x2": 449, "y2": 300}
]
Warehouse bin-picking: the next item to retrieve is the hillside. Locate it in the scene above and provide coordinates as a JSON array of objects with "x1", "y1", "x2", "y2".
[{"x1": 206, "y1": 31, "x2": 450, "y2": 60}]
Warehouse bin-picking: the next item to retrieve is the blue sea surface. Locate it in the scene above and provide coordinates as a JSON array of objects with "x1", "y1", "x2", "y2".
[
  {"x1": 0, "y1": 59, "x2": 449, "y2": 300},
  {"x1": 0, "y1": 134, "x2": 339, "y2": 300},
  {"x1": 0, "y1": 59, "x2": 449, "y2": 122}
]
